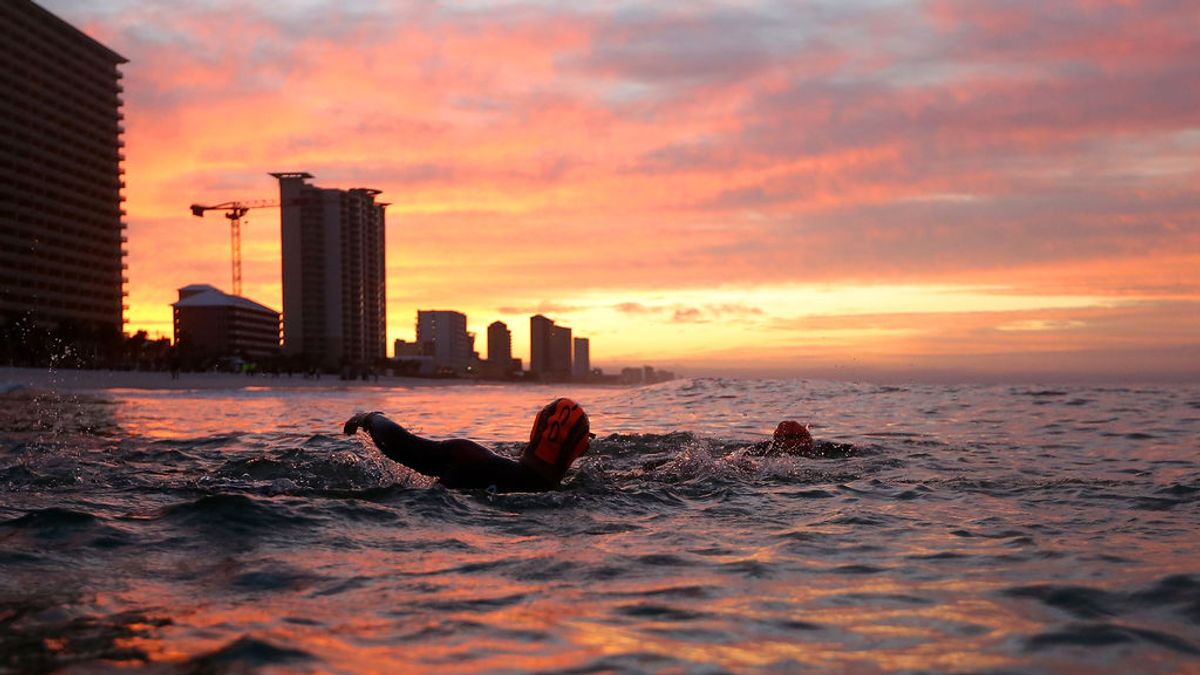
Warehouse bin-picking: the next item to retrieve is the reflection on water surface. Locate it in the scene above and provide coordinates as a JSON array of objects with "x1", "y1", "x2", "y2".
[{"x1": 1, "y1": 379, "x2": 1198, "y2": 671}]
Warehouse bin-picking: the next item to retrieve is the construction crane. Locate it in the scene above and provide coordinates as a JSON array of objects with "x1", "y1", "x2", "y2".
[{"x1": 189, "y1": 199, "x2": 279, "y2": 297}]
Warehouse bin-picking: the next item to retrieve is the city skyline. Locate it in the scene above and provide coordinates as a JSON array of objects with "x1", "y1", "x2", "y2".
[
  {"x1": 394, "y1": 309, "x2": 656, "y2": 382},
  {"x1": 39, "y1": 0, "x2": 1200, "y2": 382}
]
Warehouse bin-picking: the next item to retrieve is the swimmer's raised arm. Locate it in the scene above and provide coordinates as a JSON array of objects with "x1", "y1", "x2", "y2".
[{"x1": 343, "y1": 412, "x2": 453, "y2": 476}]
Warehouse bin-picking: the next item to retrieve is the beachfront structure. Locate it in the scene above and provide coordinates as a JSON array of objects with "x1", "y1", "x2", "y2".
[
  {"x1": 393, "y1": 338, "x2": 426, "y2": 358},
  {"x1": 172, "y1": 284, "x2": 280, "y2": 360},
  {"x1": 550, "y1": 325, "x2": 572, "y2": 376},
  {"x1": 488, "y1": 321, "x2": 512, "y2": 368},
  {"x1": 573, "y1": 337, "x2": 590, "y2": 378},
  {"x1": 0, "y1": 0, "x2": 127, "y2": 354},
  {"x1": 529, "y1": 314, "x2": 575, "y2": 380},
  {"x1": 417, "y1": 310, "x2": 473, "y2": 374},
  {"x1": 481, "y1": 320, "x2": 514, "y2": 379},
  {"x1": 274, "y1": 172, "x2": 386, "y2": 370},
  {"x1": 529, "y1": 314, "x2": 553, "y2": 376}
]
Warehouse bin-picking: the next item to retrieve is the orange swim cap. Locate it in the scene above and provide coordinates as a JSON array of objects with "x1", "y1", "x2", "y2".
[
  {"x1": 526, "y1": 398, "x2": 591, "y2": 472},
  {"x1": 772, "y1": 420, "x2": 813, "y2": 452}
]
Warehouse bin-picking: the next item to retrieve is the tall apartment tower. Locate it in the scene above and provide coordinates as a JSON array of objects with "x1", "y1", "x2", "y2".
[
  {"x1": 487, "y1": 321, "x2": 512, "y2": 368},
  {"x1": 274, "y1": 172, "x2": 386, "y2": 369},
  {"x1": 0, "y1": 0, "x2": 127, "y2": 352},
  {"x1": 530, "y1": 314, "x2": 575, "y2": 379},
  {"x1": 549, "y1": 324, "x2": 572, "y2": 376},
  {"x1": 530, "y1": 314, "x2": 553, "y2": 375},
  {"x1": 417, "y1": 310, "x2": 472, "y2": 374},
  {"x1": 573, "y1": 337, "x2": 590, "y2": 378}
]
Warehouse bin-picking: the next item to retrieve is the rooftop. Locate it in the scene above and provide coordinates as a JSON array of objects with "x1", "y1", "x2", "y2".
[{"x1": 174, "y1": 284, "x2": 278, "y2": 314}]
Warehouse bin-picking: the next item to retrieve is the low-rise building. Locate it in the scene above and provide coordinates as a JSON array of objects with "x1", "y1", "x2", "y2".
[{"x1": 172, "y1": 284, "x2": 280, "y2": 360}]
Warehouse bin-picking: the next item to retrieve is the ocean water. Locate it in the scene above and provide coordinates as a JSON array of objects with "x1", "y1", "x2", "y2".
[{"x1": 1, "y1": 378, "x2": 1198, "y2": 673}]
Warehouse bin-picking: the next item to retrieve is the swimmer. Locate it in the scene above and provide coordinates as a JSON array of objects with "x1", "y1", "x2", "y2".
[
  {"x1": 745, "y1": 420, "x2": 855, "y2": 458},
  {"x1": 343, "y1": 398, "x2": 593, "y2": 492},
  {"x1": 638, "y1": 420, "x2": 854, "y2": 474}
]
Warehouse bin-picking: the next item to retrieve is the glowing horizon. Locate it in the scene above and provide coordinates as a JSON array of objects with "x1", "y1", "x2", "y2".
[{"x1": 44, "y1": 0, "x2": 1200, "y2": 381}]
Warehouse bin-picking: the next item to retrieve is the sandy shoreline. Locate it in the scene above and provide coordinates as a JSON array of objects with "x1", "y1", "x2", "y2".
[{"x1": 0, "y1": 367, "x2": 478, "y2": 393}]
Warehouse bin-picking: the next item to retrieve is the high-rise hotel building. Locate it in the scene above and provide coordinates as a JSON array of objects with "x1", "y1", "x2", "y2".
[
  {"x1": 274, "y1": 172, "x2": 386, "y2": 369},
  {"x1": 573, "y1": 337, "x2": 590, "y2": 378},
  {"x1": 417, "y1": 310, "x2": 473, "y2": 374},
  {"x1": 530, "y1": 314, "x2": 553, "y2": 376},
  {"x1": 530, "y1": 314, "x2": 574, "y2": 380},
  {"x1": 0, "y1": 0, "x2": 127, "y2": 341},
  {"x1": 488, "y1": 321, "x2": 512, "y2": 369}
]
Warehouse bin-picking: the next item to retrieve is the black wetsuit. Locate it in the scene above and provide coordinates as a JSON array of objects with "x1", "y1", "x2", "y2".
[
  {"x1": 363, "y1": 415, "x2": 554, "y2": 492},
  {"x1": 640, "y1": 439, "x2": 857, "y2": 473},
  {"x1": 745, "y1": 440, "x2": 856, "y2": 458}
]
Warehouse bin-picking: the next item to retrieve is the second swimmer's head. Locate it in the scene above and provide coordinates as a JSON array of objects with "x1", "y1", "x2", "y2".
[
  {"x1": 772, "y1": 420, "x2": 813, "y2": 453},
  {"x1": 521, "y1": 398, "x2": 592, "y2": 482}
]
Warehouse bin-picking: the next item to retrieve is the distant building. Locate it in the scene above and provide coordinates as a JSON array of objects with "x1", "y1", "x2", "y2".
[
  {"x1": 0, "y1": 0, "x2": 127, "y2": 358},
  {"x1": 614, "y1": 364, "x2": 676, "y2": 385},
  {"x1": 274, "y1": 172, "x2": 386, "y2": 370},
  {"x1": 488, "y1": 321, "x2": 512, "y2": 369},
  {"x1": 417, "y1": 310, "x2": 472, "y2": 374},
  {"x1": 573, "y1": 337, "x2": 590, "y2": 378},
  {"x1": 172, "y1": 285, "x2": 280, "y2": 360},
  {"x1": 393, "y1": 339, "x2": 427, "y2": 358},
  {"x1": 550, "y1": 325, "x2": 572, "y2": 375},
  {"x1": 620, "y1": 367, "x2": 644, "y2": 385},
  {"x1": 529, "y1": 314, "x2": 579, "y2": 379},
  {"x1": 530, "y1": 314, "x2": 553, "y2": 375}
]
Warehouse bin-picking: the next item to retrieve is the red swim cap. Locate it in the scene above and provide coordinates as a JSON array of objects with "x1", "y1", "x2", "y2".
[
  {"x1": 525, "y1": 398, "x2": 591, "y2": 472},
  {"x1": 772, "y1": 420, "x2": 812, "y2": 452}
]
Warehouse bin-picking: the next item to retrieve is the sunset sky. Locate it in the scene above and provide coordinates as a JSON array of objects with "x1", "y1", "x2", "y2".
[{"x1": 47, "y1": 0, "x2": 1199, "y2": 382}]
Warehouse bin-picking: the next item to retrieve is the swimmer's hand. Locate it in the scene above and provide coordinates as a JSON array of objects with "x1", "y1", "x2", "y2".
[{"x1": 343, "y1": 411, "x2": 383, "y2": 435}]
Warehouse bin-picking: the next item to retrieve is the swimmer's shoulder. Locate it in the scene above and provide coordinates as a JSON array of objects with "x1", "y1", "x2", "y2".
[{"x1": 812, "y1": 440, "x2": 856, "y2": 457}]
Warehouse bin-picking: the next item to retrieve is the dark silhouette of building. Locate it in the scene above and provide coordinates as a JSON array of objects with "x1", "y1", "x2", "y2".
[
  {"x1": 617, "y1": 364, "x2": 676, "y2": 385},
  {"x1": 529, "y1": 314, "x2": 576, "y2": 380},
  {"x1": 393, "y1": 338, "x2": 426, "y2": 358},
  {"x1": 274, "y1": 172, "x2": 386, "y2": 370},
  {"x1": 0, "y1": 0, "x2": 127, "y2": 363},
  {"x1": 530, "y1": 314, "x2": 553, "y2": 375},
  {"x1": 172, "y1": 284, "x2": 280, "y2": 360},
  {"x1": 550, "y1": 324, "x2": 572, "y2": 376},
  {"x1": 417, "y1": 310, "x2": 472, "y2": 374},
  {"x1": 488, "y1": 321, "x2": 512, "y2": 369},
  {"x1": 573, "y1": 337, "x2": 590, "y2": 378}
]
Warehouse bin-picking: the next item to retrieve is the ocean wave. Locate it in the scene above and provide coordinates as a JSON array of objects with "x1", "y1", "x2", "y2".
[
  {"x1": 2, "y1": 380, "x2": 1199, "y2": 670},
  {"x1": 159, "y1": 493, "x2": 321, "y2": 535},
  {"x1": 185, "y1": 636, "x2": 315, "y2": 670},
  {"x1": 1004, "y1": 574, "x2": 1200, "y2": 632}
]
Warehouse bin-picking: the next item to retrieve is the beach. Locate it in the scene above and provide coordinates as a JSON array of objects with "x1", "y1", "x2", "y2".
[{"x1": 0, "y1": 367, "x2": 472, "y2": 393}]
